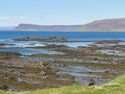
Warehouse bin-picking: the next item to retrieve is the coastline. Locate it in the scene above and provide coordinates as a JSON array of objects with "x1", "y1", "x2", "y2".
[{"x1": 1, "y1": 37, "x2": 125, "y2": 91}]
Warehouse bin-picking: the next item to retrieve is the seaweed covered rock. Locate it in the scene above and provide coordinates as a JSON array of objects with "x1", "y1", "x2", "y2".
[{"x1": 88, "y1": 79, "x2": 95, "y2": 87}]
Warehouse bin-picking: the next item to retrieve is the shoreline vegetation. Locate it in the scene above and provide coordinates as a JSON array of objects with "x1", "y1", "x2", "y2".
[{"x1": 0, "y1": 75, "x2": 125, "y2": 94}]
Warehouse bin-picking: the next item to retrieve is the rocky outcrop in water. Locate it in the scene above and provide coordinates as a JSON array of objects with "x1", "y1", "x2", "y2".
[{"x1": 13, "y1": 36, "x2": 68, "y2": 42}]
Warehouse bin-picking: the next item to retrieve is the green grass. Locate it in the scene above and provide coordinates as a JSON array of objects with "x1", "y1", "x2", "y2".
[{"x1": 1, "y1": 75, "x2": 125, "y2": 94}]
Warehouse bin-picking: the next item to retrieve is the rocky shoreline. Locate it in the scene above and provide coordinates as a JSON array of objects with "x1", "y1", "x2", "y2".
[{"x1": 0, "y1": 37, "x2": 125, "y2": 91}]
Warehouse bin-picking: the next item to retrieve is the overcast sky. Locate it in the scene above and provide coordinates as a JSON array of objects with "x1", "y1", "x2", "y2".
[{"x1": 0, "y1": 0, "x2": 125, "y2": 26}]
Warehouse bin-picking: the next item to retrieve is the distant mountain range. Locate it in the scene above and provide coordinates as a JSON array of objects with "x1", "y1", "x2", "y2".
[
  {"x1": 15, "y1": 24, "x2": 83, "y2": 31},
  {"x1": 3, "y1": 18, "x2": 125, "y2": 32},
  {"x1": 79, "y1": 18, "x2": 125, "y2": 32}
]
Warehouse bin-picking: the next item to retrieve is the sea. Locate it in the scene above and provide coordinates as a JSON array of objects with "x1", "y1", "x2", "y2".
[
  {"x1": 0, "y1": 31, "x2": 125, "y2": 40},
  {"x1": 0, "y1": 31, "x2": 125, "y2": 55}
]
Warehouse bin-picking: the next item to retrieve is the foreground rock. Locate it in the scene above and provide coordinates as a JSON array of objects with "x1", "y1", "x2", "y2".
[
  {"x1": 0, "y1": 52, "x2": 74, "y2": 91},
  {"x1": 1, "y1": 39, "x2": 125, "y2": 91}
]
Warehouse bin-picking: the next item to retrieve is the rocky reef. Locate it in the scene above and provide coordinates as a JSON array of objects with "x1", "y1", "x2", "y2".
[{"x1": 1, "y1": 38, "x2": 125, "y2": 92}]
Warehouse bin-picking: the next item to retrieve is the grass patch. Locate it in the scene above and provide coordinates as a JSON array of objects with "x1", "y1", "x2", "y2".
[{"x1": 1, "y1": 75, "x2": 125, "y2": 94}]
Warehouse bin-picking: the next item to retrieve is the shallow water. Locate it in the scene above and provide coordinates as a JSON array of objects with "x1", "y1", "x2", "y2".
[
  {"x1": 97, "y1": 50, "x2": 125, "y2": 56},
  {"x1": 94, "y1": 42, "x2": 125, "y2": 47},
  {"x1": 58, "y1": 66, "x2": 111, "y2": 85},
  {"x1": 0, "y1": 39, "x2": 95, "y2": 55},
  {"x1": 45, "y1": 42, "x2": 94, "y2": 47},
  {"x1": 0, "y1": 48, "x2": 64, "y2": 55},
  {"x1": 16, "y1": 78, "x2": 40, "y2": 84},
  {"x1": 60, "y1": 66, "x2": 106, "y2": 73},
  {"x1": 1, "y1": 39, "x2": 94, "y2": 48}
]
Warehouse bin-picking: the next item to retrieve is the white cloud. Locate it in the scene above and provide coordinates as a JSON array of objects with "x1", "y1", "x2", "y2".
[
  {"x1": 0, "y1": 16, "x2": 31, "y2": 20},
  {"x1": 0, "y1": 16, "x2": 9, "y2": 20}
]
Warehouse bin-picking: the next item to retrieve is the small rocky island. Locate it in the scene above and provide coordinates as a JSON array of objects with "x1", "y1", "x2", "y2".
[{"x1": 13, "y1": 36, "x2": 69, "y2": 42}]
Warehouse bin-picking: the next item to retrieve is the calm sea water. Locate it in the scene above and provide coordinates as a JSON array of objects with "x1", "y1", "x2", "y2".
[{"x1": 0, "y1": 31, "x2": 125, "y2": 40}]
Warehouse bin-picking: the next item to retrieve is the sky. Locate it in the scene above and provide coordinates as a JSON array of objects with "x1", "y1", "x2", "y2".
[{"x1": 0, "y1": 0, "x2": 125, "y2": 26}]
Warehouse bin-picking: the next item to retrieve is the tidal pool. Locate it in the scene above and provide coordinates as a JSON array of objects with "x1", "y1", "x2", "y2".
[
  {"x1": 0, "y1": 48, "x2": 64, "y2": 55},
  {"x1": 0, "y1": 39, "x2": 94, "y2": 48},
  {"x1": 97, "y1": 50, "x2": 125, "y2": 56},
  {"x1": 58, "y1": 66, "x2": 112, "y2": 85}
]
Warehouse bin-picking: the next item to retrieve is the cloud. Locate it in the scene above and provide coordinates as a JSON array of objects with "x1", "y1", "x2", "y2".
[{"x1": 0, "y1": 16, "x2": 31, "y2": 20}]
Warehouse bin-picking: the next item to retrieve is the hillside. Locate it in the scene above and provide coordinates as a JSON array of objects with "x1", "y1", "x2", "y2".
[
  {"x1": 14, "y1": 18, "x2": 125, "y2": 32},
  {"x1": 80, "y1": 18, "x2": 125, "y2": 31},
  {"x1": 15, "y1": 24, "x2": 83, "y2": 31}
]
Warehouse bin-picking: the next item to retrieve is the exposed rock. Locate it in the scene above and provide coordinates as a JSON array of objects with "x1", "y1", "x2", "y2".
[
  {"x1": 88, "y1": 79, "x2": 96, "y2": 86},
  {"x1": 37, "y1": 71, "x2": 46, "y2": 76},
  {"x1": 13, "y1": 36, "x2": 68, "y2": 42}
]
